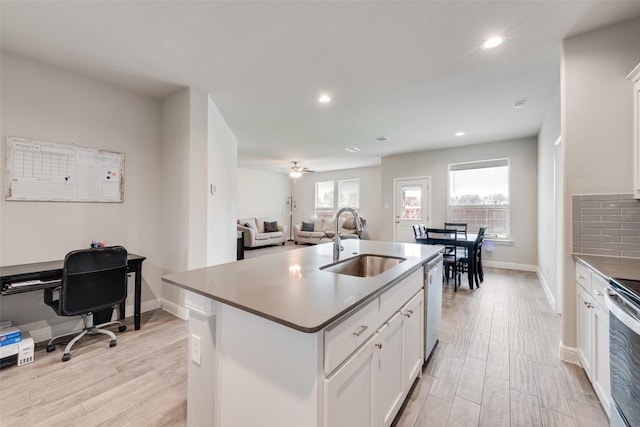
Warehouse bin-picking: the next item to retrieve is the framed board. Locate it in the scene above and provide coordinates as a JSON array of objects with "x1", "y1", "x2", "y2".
[{"x1": 5, "y1": 137, "x2": 124, "y2": 202}]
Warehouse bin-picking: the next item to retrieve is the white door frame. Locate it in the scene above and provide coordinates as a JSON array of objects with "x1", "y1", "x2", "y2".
[{"x1": 392, "y1": 176, "x2": 432, "y2": 242}]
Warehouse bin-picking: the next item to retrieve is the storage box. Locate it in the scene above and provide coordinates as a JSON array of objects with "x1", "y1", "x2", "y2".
[{"x1": 0, "y1": 326, "x2": 22, "y2": 347}]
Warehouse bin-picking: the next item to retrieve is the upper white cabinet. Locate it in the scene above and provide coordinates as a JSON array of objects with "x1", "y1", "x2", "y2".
[{"x1": 628, "y1": 63, "x2": 640, "y2": 199}]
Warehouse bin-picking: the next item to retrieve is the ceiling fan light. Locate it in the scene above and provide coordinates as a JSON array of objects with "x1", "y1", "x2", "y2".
[{"x1": 289, "y1": 170, "x2": 302, "y2": 178}]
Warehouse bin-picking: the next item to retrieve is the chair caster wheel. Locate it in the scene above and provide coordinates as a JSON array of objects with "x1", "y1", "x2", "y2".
[
  {"x1": 110, "y1": 339, "x2": 117, "y2": 348},
  {"x1": 119, "y1": 325, "x2": 127, "y2": 332},
  {"x1": 62, "y1": 353, "x2": 71, "y2": 362},
  {"x1": 46, "y1": 344, "x2": 56, "y2": 352}
]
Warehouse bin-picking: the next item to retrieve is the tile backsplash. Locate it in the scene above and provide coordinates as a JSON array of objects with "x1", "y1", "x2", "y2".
[{"x1": 572, "y1": 194, "x2": 640, "y2": 258}]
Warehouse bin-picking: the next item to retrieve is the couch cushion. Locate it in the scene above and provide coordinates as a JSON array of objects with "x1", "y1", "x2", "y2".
[
  {"x1": 269, "y1": 231, "x2": 284, "y2": 238},
  {"x1": 298, "y1": 231, "x2": 325, "y2": 238},
  {"x1": 340, "y1": 228, "x2": 356, "y2": 235},
  {"x1": 264, "y1": 221, "x2": 278, "y2": 232},
  {"x1": 239, "y1": 218, "x2": 257, "y2": 229},
  {"x1": 325, "y1": 230, "x2": 336, "y2": 238},
  {"x1": 256, "y1": 217, "x2": 269, "y2": 233},
  {"x1": 313, "y1": 219, "x2": 324, "y2": 232},
  {"x1": 322, "y1": 219, "x2": 336, "y2": 233},
  {"x1": 255, "y1": 232, "x2": 270, "y2": 240},
  {"x1": 301, "y1": 220, "x2": 315, "y2": 232}
]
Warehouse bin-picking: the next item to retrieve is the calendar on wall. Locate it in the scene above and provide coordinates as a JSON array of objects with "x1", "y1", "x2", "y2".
[{"x1": 5, "y1": 137, "x2": 124, "y2": 202}]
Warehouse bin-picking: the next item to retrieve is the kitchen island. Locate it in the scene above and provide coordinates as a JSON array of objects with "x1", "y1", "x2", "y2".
[{"x1": 163, "y1": 239, "x2": 442, "y2": 427}]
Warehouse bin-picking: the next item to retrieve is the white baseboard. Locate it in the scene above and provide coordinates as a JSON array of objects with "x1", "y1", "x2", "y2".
[
  {"x1": 536, "y1": 268, "x2": 557, "y2": 312},
  {"x1": 161, "y1": 298, "x2": 190, "y2": 320},
  {"x1": 482, "y1": 261, "x2": 537, "y2": 272},
  {"x1": 560, "y1": 342, "x2": 580, "y2": 365}
]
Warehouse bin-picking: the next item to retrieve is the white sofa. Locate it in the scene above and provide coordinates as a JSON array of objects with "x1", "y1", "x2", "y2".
[
  {"x1": 237, "y1": 217, "x2": 287, "y2": 248},
  {"x1": 293, "y1": 217, "x2": 364, "y2": 245}
]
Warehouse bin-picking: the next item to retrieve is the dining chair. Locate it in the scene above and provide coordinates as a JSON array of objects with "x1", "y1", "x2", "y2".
[
  {"x1": 457, "y1": 227, "x2": 486, "y2": 288},
  {"x1": 425, "y1": 228, "x2": 461, "y2": 291},
  {"x1": 444, "y1": 222, "x2": 468, "y2": 239},
  {"x1": 412, "y1": 224, "x2": 422, "y2": 238}
]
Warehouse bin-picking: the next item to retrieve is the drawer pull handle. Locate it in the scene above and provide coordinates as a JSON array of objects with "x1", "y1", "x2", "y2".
[
  {"x1": 593, "y1": 289, "x2": 603, "y2": 296},
  {"x1": 404, "y1": 310, "x2": 413, "y2": 318},
  {"x1": 577, "y1": 274, "x2": 585, "y2": 279},
  {"x1": 353, "y1": 325, "x2": 368, "y2": 337},
  {"x1": 375, "y1": 343, "x2": 383, "y2": 349}
]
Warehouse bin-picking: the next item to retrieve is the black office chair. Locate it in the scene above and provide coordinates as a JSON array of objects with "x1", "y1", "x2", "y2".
[{"x1": 44, "y1": 246, "x2": 128, "y2": 362}]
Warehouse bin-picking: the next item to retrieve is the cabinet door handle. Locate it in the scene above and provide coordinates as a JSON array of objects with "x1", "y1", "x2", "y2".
[
  {"x1": 375, "y1": 343, "x2": 383, "y2": 349},
  {"x1": 404, "y1": 309, "x2": 413, "y2": 318},
  {"x1": 577, "y1": 274, "x2": 585, "y2": 279},
  {"x1": 352, "y1": 325, "x2": 368, "y2": 337},
  {"x1": 593, "y1": 289, "x2": 603, "y2": 296}
]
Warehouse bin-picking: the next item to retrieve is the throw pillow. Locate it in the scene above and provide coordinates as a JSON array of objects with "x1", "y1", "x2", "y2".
[
  {"x1": 342, "y1": 217, "x2": 355, "y2": 229},
  {"x1": 244, "y1": 222, "x2": 257, "y2": 231},
  {"x1": 264, "y1": 221, "x2": 278, "y2": 233},
  {"x1": 301, "y1": 220, "x2": 314, "y2": 232}
]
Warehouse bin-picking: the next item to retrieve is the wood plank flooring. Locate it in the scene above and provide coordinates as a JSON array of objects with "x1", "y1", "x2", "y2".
[
  {"x1": 395, "y1": 268, "x2": 609, "y2": 427},
  {"x1": 0, "y1": 267, "x2": 608, "y2": 426}
]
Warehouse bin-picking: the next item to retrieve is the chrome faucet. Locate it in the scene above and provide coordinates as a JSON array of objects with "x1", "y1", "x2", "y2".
[{"x1": 333, "y1": 207, "x2": 362, "y2": 261}]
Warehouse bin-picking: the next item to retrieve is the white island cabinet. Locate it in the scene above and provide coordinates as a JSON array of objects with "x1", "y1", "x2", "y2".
[
  {"x1": 628, "y1": 62, "x2": 640, "y2": 199},
  {"x1": 163, "y1": 240, "x2": 441, "y2": 427}
]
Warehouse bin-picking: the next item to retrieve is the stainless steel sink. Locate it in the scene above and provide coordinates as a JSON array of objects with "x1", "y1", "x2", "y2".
[{"x1": 320, "y1": 254, "x2": 407, "y2": 278}]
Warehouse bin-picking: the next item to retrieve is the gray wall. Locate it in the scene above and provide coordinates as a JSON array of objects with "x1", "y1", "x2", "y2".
[
  {"x1": 237, "y1": 168, "x2": 291, "y2": 227},
  {"x1": 562, "y1": 17, "x2": 640, "y2": 349},
  {"x1": 291, "y1": 166, "x2": 382, "y2": 241},
  {"x1": 381, "y1": 137, "x2": 538, "y2": 268}
]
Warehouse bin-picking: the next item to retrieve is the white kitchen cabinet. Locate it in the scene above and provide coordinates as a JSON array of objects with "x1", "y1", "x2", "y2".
[
  {"x1": 627, "y1": 62, "x2": 640, "y2": 199},
  {"x1": 324, "y1": 335, "x2": 378, "y2": 427},
  {"x1": 576, "y1": 284, "x2": 593, "y2": 375},
  {"x1": 574, "y1": 261, "x2": 611, "y2": 417},
  {"x1": 325, "y1": 272, "x2": 424, "y2": 427},
  {"x1": 401, "y1": 291, "x2": 424, "y2": 390},
  {"x1": 591, "y1": 274, "x2": 611, "y2": 415},
  {"x1": 378, "y1": 313, "x2": 404, "y2": 427}
]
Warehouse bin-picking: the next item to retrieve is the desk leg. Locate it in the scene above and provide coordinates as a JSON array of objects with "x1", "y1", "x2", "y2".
[{"x1": 134, "y1": 263, "x2": 142, "y2": 330}]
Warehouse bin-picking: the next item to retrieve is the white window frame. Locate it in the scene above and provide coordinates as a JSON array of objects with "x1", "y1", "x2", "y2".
[
  {"x1": 315, "y1": 180, "x2": 335, "y2": 219},
  {"x1": 447, "y1": 158, "x2": 510, "y2": 239},
  {"x1": 338, "y1": 178, "x2": 360, "y2": 210}
]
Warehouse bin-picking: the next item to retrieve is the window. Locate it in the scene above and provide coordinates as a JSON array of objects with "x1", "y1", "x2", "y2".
[
  {"x1": 448, "y1": 158, "x2": 510, "y2": 238},
  {"x1": 338, "y1": 179, "x2": 359, "y2": 209},
  {"x1": 315, "y1": 181, "x2": 334, "y2": 219},
  {"x1": 314, "y1": 178, "x2": 360, "y2": 218}
]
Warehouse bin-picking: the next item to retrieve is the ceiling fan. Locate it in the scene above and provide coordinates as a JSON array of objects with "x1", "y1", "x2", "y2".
[{"x1": 289, "y1": 161, "x2": 315, "y2": 178}]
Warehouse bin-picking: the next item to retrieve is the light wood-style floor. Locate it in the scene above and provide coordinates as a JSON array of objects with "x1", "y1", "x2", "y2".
[{"x1": 0, "y1": 265, "x2": 608, "y2": 426}]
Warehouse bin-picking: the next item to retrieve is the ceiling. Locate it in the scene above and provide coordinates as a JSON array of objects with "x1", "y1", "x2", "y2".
[{"x1": 2, "y1": 1, "x2": 640, "y2": 174}]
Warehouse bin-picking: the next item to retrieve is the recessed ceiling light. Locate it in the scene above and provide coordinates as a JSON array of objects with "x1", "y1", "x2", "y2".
[
  {"x1": 482, "y1": 36, "x2": 504, "y2": 49},
  {"x1": 513, "y1": 99, "x2": 527, "y2": 109},
  {"x1": 375, "y1": 136, "x2": 388, "y2": 142},
  {"x1": 318, "y1": 94, "x2": 331, "y2": 103},
  {"x1": 345, "y1": 147, "x2": 362, "y2": 153},
  {"x1": 455, "y1": 131, "x2": 465, "y2": 137}
]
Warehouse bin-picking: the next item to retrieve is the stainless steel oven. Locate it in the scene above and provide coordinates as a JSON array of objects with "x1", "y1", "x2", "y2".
[{"x1": 606, "y1": 278, "x2": 640, "y2": 427}]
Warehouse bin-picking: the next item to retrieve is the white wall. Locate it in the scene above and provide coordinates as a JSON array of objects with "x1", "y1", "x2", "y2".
[
  {"x1": 237, "y1": 168, "x2": 290, "y2": 227},
  {"x1": 381, "y1": 137, "x2": 538, "y2": 268},
  {"x1": 207, "y1": 96, "x2": 238, "y2": 266},
  {"x1": 0, "y1": 52, "x2": 164, "y2": 330},
  {"x1": 291, "y1": 166, "x2": 382, "y2": 240},
  {"x1": 561, "y1": 17, "x2": 640, "y2": 349},
  {"x1": 538, "y1": 87, "x2": 561, "y2": 311}
]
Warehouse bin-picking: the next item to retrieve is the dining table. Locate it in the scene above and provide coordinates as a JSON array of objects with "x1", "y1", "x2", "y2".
[{"x1": 415, "y1": 232, "x2": 479, "y2": 289}]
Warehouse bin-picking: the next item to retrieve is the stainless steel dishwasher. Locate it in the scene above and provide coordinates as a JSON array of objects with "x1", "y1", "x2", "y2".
[{"x1": 425, "y1": 254, "x2": 443, "y2": 362}]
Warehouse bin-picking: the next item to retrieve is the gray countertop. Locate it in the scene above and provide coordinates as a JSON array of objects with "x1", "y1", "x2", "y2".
[
  {"x1": 573, "y1": 254, "x2": 640, "y2": 282},
  {"x1": 163, "y1": 240, "x2": 443, "y2": 333}
]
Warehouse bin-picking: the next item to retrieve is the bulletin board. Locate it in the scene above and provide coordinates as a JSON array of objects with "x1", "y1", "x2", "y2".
[{"x1": 5, "y1": 137, "x2": 125, "y2": 202}]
